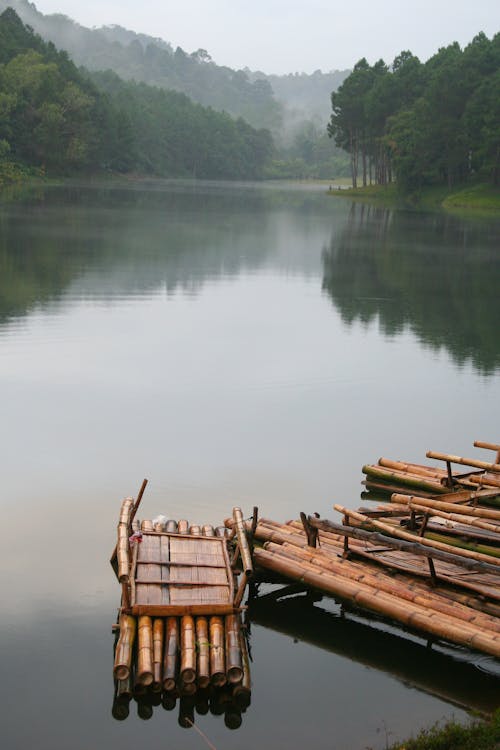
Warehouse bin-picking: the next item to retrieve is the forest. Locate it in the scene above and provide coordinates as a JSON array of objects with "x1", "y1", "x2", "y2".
[
  {"x1": 328, "y1": 32, "x2": 500, "y2": 192},
  {"x1": 0, "y1": 9, "x2": 273, "y2": 182}
]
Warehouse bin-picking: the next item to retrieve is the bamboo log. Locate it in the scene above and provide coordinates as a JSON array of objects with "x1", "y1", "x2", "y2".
[
  {"x1": 225, "y1": 614, "x2": 243, "y2": 684},
  {"x1": 209, "y1": 616, "x2": 226, "y2": 686},
  {"x1": 470, "y1": 474, "x2": 500, "y2": 489},
  {"x1": 254, "y1": 547, "x2": 500, "y2": 658},
  {"x1": 116, "y1": 674, "x2": 132, "y2": 699},
  {"x1": 137, "y1": 616, "x2": 154, "y2": 686},
  {"x1": 233, "y1": 625, "x2": 251, "y2": 709},
  {"x1": 202, "y1": 525, "x2": 215, "y2": 537},
  {"x1": 113, "y1": 614, "x2": 136, "y2": 680},
  {"x1": 180, "y1": 615, "x2": 196, "y2": 684},
  {"x1": 378, "y1": 458, "x2": 448, "y2": 479},
  {"x1": 334, "y1": 505, "x2": 500, "y2": 568},
  {"x1": 189, "y1": 525, "x2": 202, "y2": 536},
  {"x1": 391, "y1": 493, "x2": 500, "y2": 521},
  {"x1": 152, "y1": 618, "x2": 164, "y2": 691},
  {"x1": 427, "y1": 451, "x2": 500, "y2": 474},
  {"x1": 362, "y1": 465, "x2": 448, "y2": 493},
  {"x1": 233, "y1": 508, "x2": 253, "y2": 575},
  {"x1": 162, "y1": 617, "x2": 179, "y2": 692},
  {"x1": 117, "y1": 498, "x2": 134, "y2": 582},
  {"x1": 475, "y1": 441, "x2": 500, "y2": 464},
  {"x1": 269, "y1": 541, "x2": 500, "y2": 633},
  {"x1": 405, "y1": 503, "x2": 500, "y2": 534},
  {"x1": 196, "y1": 617, "x2": 210, "y2": 688},
  {"x1": 177, "y1": 519, "x2": 189, "y2": 535}
]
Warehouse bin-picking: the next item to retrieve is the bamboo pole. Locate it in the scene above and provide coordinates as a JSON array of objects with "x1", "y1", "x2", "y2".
[
  {"x1": 362, "y1": 465, "x2": 448, "y2": 493},
  {"x1": 209, "y1": 616, "x2": 226, "y2": 686},
  {"x1": 162, "y1": 617, "x2": 179, "y2": 692},
  {"x1": 404, "y1": 503, "x2": 500, "y2": 534},
  {"x1": 196, "y1": 617, "x2": 210, "y2": 688},
  {"x1": 137, "y1": 616, "x2": 154, "y2": 686},
  {"x1": 180, "y1": 615, "x2": 196, "y2": 684},
  {"x1": 474, "y1": 441, "x2": 500, "y2": 464},
  {"x1": 253, "y1": 547, "x2": 500, "y2": 657},
  {"x1": 152, "y1": 618, "x2": 164, "y2": 692},
  {"x1": 113, "y1": 613, "x2": 136, "y2": 680},
  {"x1": 334, "y1": 505, "x2": 500, "y2": 568},
  {"x1": 391, "y1": 493, "x2": 500, "y2": 521},
  {"x1": 378, "y1": 458, "x2": 448, "y2": 478},
  {"x1": 233, "y1": 625, "x2": 251, "y2": 709},
  {"x1": 233, "y1": 507, "x2": 253, "y2": 575},
  {"x1": 427, "y1": 451, "x2": 500, "y2": 474},
  {"x1": 117, "y1": 498, "x2": 134, "y2": 583},
  {"x1": 225, "y1": 614, "x2": 243, "y2": 684},
  {"x1": 129, "y1": 478, "x2": 148, "y2": 527},
  {"x1": 470, "y1": 474, "x2": 500, "y2": 489}
]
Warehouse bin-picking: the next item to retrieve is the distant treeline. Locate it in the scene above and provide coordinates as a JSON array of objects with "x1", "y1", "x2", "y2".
[
  {"x1": 0, "y1": 9, "x2": 273, "y2": 181},
  {"x1": 328, "y1": 33, "x2": 500, "y2": 192}
]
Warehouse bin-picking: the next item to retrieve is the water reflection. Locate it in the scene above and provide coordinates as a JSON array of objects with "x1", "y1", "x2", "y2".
[
  {"x1": 322, "y1": 203, "x2": 500, "y2": 374},
  {"x1": 249, "y1": 589, "x2": 500, "y2": 716}
]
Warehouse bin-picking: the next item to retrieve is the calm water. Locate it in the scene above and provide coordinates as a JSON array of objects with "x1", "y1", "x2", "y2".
[{"x1": 1, "y1": 180, "x2": 499, "y2": 749}]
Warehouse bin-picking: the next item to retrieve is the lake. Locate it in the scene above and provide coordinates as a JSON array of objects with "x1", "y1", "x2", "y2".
[{"x1": 1, "y1": 179, "x2": 499, "y2": 749}]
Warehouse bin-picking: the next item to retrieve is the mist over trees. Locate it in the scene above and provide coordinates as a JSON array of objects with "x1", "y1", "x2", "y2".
[
  {"x1": 328, "y1": 33, "x2": 500, "y2": 191},
  {"x1": 0, "y1": 9, "x2": 273, "y2": 180}
]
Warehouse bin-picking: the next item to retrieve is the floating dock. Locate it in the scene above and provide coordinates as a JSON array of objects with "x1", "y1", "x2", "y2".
[{"x1": 111, "y1": 487, "x2": 253, "y2": 725}]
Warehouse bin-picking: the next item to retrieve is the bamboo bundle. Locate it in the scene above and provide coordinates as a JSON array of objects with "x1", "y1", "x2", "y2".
[
  {"x1": 177, "y1": 520, "x2": 189, "y2": 535},
  {"x1": 180, "y1": 615, "x2": 196, "y2": 684},
  {"x1": 269, "y1": 541, "x2": 500, "y2": 633},
  {"x1": 335, "y1": 505, "x2": 500, "y2": 567},
  {"x1": 427, "y1": 451, "x2": 500, "y2": 474},
  {"x1": 162, "y1": 617, "x2": 179, "y2": 691},
  {"x1": 117, "y1": 498, "x2": 134, "y2": 582},
  {"x1": 362, "y1": 465, "x2": 448, "y2": 493},
  {"x1": 253, "y1": 547, "x2": 500, "y2": 657},
  {"x1": 225, "y1": 614, "x2": 243, "y2": 684},
  {"x1": 137, "y1": 616, "x2": 154, "y2": 686},
  {"x1": 152, "y1": 618, "x2": 164, "y2": 692},
  {"x1": 391, "y1": 493, "x2": 500, "y2": 521},
  {"x1": 404, "y1": 503, "x2": 500, "y2": 534},
  {"x1": 209, "y1": 616, "x2": 226, "y2": 686},
  {"x1": 233, "y1": 625, "x2": 251, "y2": 709},
  {"x1": 196, "y1": 617, "x2": 210, "y2": 688},
  {"x1": 113, "y1": 614, "x2": 136, "y2": 680}
]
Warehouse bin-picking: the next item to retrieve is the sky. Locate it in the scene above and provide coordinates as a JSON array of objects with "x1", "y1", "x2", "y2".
[{"x1": 33, "y1": 0, "x2": 500, "y2": 74}]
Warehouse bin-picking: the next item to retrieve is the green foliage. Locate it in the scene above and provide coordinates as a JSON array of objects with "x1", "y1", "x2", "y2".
[
  {"x1": 387, "y1": 710, "x2": 500, "y2": 750},
  {"x1": 329, "y1": 32, "x2": 500, "y2": 193},
  {"x1": 0, "y1": 9, "x2": 275, "y2": 181}
]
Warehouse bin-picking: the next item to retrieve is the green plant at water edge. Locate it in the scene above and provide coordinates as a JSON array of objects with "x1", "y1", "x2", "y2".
[{"x1": 387, "y1": 710, "x2": 500, "y2": 750}]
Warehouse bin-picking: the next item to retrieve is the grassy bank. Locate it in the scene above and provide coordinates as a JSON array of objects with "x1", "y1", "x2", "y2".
[
  {"x1": 328, "y1": 182, "x2": 500, "y2": 214},
  {"x1": 387, "y1": 710, "x2": 500, "y2": 750}
]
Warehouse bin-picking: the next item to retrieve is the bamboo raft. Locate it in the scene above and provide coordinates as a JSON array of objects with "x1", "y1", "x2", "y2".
[
  {"x1": 111, "y1": 485, "x2": 253, "y2": 725},
  {"x1": 228, "y1": 509, "x2": 500, "y2": 659},
  {"x1": 362, "y1": 440, "x2": 500, "y2": 505}
]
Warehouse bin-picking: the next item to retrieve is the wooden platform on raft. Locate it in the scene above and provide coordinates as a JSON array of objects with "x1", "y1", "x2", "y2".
[
  {"x1": 112, "y1": 492, "x2": 253, "y2": 714},
  {"x1": 362, "y1": 439, "x2": 500, "y2": 504},
  {"x1": 229, "y1": 514, "x2": 500, "y2": 660}
]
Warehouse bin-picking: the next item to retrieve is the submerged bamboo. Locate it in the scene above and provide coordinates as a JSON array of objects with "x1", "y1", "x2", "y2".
[
  {"x1": 196, "y1": 617, "x2": 210, "y2": 688},
  {"x1": 233, "y1": 624, "x2": 251, "y2": 709},
  {"x1": 180, "y1": 615, "x2": 196, "y2": 684},
  {"x1": 209, "y1": 616, "x2": 226, "y2": 686},
  {"x1": 162, "y1": 617, "x2": 179, "y2": 692},
  {"x1": 137, "y1": 615, "x2": 154, "y2": 686},
  {"x1": 225, "y1": 614, "x2": 243, "y2": 684},
  {"x1": 113, "y1": 613, "x2": 136, "y2": 680},
  {"x1": 152, "y1": 618, "x2": 164, "y2": 691}
]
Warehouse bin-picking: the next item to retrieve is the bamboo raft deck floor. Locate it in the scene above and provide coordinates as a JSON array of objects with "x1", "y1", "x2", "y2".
[{"x1": 131, "y1": 531, "x2": 235, "y2": 616}]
